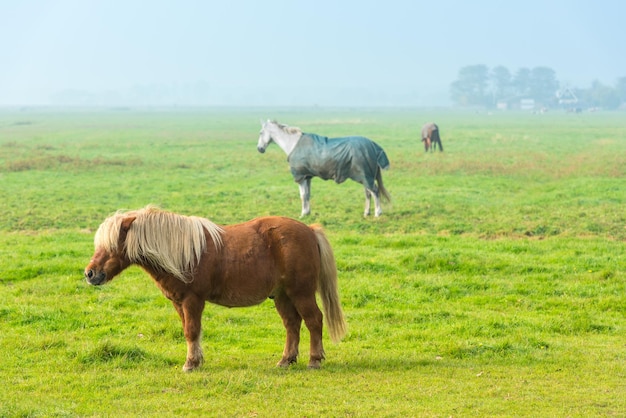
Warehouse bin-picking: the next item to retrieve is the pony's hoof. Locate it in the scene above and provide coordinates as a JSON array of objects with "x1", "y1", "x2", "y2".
[
  {"x1": 307, "y1": 360, "x2": 322, "y2": 369},
  {"x1": 182, "y1": 358, "x2": 202, "y2": 372},
  {"x1": 277, "y1": 357, "x2": 297, "y2": 368}
]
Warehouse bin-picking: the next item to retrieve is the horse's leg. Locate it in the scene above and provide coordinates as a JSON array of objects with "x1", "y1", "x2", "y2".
[
  {"x1": 273, "y1": 291, "x2": 302, "y2": 367},
  {"x1": 363, "y1": 188, "x2": 372, "y2": 217},
  {"x1": 433, "y1": 129, "x2": 443, "y2": 152},
  {"x1": 372, "y1": 188, "x2": 383, "y2": 217},
  {"x1": 298, "y1": 178, "x2": 311, "y2": 217},
  {"x1": 181, "y1": 296, "x2": 205, "y2": 372},
  {"x1": 364, "y1": 180, "x2": 383, "y2": 217},
  {"x1": 291, "y1": 295, "x2": 325, "y2": 369}
]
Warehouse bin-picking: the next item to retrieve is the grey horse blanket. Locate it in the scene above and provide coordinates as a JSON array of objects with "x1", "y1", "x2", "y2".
[{"x1": 287, "y1": 133, "x2": 390, "y2": 185}]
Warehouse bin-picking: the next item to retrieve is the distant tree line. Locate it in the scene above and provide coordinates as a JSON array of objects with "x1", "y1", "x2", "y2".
[{"x1": 450, "y1": 64, "x2": 626, "y2": 110}]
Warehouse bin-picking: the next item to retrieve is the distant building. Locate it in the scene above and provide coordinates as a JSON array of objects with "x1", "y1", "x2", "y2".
[{"x1": 520, "y1": 99, "x2": 535, "y2": 110}]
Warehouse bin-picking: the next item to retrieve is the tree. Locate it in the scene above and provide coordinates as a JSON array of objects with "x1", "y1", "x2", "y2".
[
  {"x1": 513, "y1": 67, "x2": 531, "y2": 97},
  {"x1": 450, "y1": 65, "x2": 490, "y2": 107},
  {"x1": 491, "y1": 65, "x2": 512, "y2": 103},
  {"x1": 587, "y1": 80, "x2": 621, "y2": 109},
  {"x1": 451, "y1": 64, "x2": 623, "y2": 110},
  {"x1": 529, "y1": 66, "x2": 559, "y2": 106},
  {"x1": 615, "y1": 76, "x2": 626, "y2": 104}
]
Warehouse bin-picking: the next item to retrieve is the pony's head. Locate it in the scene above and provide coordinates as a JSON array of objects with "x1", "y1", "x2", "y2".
[
  {"x1": 84, "y1": 212, "x2": 136, "y2": 285},
  {"x1": 85, "y1": 206, "x2": 224, "y2": 285},
  {"x1": 257, "y1": 119, "x2": 273, "y2": 153}
]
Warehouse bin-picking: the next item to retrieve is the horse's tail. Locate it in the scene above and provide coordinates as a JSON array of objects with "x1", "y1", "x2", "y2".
[
  {"x1": 376, "y1": 166, "x2": 392, "y2": 202},
  {"x1": 310, "y1": 224, "x2": 346, "y2": 343},
  {"x1": 374, "y1": 149, "x2": 391, "y2": 202}
]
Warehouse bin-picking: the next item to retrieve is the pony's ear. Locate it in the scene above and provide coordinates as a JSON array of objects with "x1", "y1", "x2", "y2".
[{"x1": 121, "y1": 216, "x2": 136, "y2": 232}]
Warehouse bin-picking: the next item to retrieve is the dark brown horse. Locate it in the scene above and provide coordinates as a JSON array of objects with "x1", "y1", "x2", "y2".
[
  {"x1": 421, "y1": 122, "x2": 443, "y2": 152},
  {"x1": 84, "y1": 206, "x2": 346, "y2": 371}
]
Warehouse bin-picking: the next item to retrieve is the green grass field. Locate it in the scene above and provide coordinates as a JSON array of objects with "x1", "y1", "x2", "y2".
[{"x1": 1, "y1": 108, "x2": 625, "y2": 417}]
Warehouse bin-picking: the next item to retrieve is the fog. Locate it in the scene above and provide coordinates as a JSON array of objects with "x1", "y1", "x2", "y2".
[{"x1": 1, "y1": 0, "x2": 624, "y2": 107}]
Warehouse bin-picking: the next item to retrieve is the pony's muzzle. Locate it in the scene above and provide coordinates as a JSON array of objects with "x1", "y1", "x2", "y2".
[
  {"x1": 257, "y1": 146, "x2": 266, "y2": 153},
  {"x1": 85, "y1": 269, "x2": 106, "y2": 285}
]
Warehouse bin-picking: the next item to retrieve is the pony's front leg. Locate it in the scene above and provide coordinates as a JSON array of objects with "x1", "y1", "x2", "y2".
[
  {"x1": 180, "y1": 297, "x2": 205, "y2": 372},
  {"x1": 298, "y1": 179, "x2": 311, "y2": 217}
]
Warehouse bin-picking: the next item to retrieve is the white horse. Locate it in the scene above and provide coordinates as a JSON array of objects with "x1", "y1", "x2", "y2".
[{"x1": 257, "y1": 120, "x2": 391, "y2": 217}]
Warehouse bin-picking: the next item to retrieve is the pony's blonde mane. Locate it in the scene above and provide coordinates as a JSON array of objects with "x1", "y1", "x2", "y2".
[
  {"x1": 272, "y1": 120, "x2": 302, "y2": 136},
  {"x1": 94, "y1": 206, "x2": 224, "y2": 283}
]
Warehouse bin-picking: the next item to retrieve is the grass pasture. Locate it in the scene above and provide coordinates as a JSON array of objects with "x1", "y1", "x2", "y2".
[{"x1": 0, "y1": 108, "x2": 625, "y2": 417}]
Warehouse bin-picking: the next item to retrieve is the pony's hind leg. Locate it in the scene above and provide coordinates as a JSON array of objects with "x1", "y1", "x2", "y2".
[
  {"x1": 273, "y1": 292, "x2": 302, "y2": 367},
  {"x1": 292, "y1": 296, "x2": 325, "y2": 369}
]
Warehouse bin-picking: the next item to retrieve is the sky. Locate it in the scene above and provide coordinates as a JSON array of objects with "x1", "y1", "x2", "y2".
[{"x1": 1, "y1": 0, "x2": 624, "y2": 107}]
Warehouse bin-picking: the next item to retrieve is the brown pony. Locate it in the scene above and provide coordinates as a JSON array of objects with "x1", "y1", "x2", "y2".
[
  {"x1": 421, "y1": 122, "x2": 444, "y2": 152},
  {"x1": 84, "y1": 206, "x2": 346, "y2": 371}
]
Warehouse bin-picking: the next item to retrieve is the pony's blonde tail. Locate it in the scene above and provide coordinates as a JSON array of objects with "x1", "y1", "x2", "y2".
[{"x1": 311, "y1": 224, "x2": 347, "y2": 343}]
